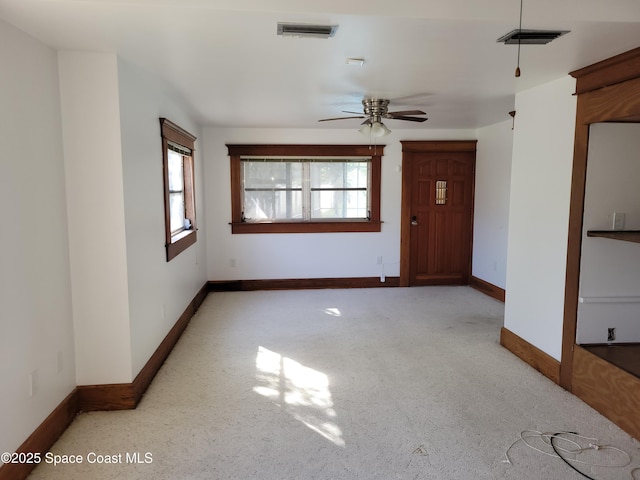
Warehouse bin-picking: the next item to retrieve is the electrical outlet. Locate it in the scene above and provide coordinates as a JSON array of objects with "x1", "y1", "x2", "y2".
[{"x1": 607, "y1": 327, "x2": 616, "y2": 342}]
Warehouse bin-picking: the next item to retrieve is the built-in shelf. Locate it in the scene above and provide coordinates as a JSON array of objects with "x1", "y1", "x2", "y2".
[{"x1": 586, "y1": 230, "x2": 640, "y2": 244}]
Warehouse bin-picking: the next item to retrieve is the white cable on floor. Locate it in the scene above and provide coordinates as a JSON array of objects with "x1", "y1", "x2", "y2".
[{"x1": 503, "y1": 430, "x2": 632, "y2": 469}]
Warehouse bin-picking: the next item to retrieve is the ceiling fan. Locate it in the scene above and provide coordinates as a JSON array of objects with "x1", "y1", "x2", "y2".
[{"x1": 318, "y1": 98, "x2": 428, "y2": 137}]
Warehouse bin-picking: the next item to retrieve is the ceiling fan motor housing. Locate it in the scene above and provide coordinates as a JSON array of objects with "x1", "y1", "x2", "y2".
[{"x1": 362, "y1": 99, "x2": 389, "y2": 122}]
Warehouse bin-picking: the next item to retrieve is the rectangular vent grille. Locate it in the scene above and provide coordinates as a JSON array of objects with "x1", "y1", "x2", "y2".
[
  {"x1": 497, "y1": 29, "x2": 569, "y2": 45},
  {"x1": 277, "y1": 22, "x2": 338, "y2": 39}
]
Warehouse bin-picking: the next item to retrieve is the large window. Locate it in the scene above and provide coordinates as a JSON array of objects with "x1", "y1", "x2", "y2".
[
  {"x1": 160, "y1": 118, "x2": 197, "y2": 261},
  {"x1": 228, "y1": 144, "x2": 383, "y2": 234}
]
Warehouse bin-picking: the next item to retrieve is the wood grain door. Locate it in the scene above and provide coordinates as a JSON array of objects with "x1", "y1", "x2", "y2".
[{"x1": 400, "y1": 141, "x2": 476, "y2": 286}]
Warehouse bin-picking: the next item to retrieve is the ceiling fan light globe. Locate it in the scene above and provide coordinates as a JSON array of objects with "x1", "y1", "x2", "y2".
[
  {"x1": 370, "y1": 121, "x2": 390, "y2": 137},
  {"x1": 359, "y1": 124, "x2": 372, "y2": 136}
]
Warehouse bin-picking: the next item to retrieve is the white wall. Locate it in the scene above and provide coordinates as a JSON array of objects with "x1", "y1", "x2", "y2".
[
  {"x1": 0, "y1": 20, "x2": 76, "y2": 455},
  {"x1": 504, "y1": 75, "x2": 577, "y2": 361},
  {"x1": 204, "y1": 128, "x2": 475, "y2": 281},
  {"x1": 0, "y1": 36, "x2": 206, "y2": 456},
  {"x1": 577, "y1": 122, "x2": 640, "y2": 343},
  {"x1": 473, "y1": 120, "x2": 513, "y2": 289},
  {"x1": 58, "y1": 52, "x2": 133, "y2": 385},
  {"x1": 58, "y1": 53, "x2": 207, "y2": 384},
  {"x1": 117, "y1": 58, "x2": 207, "y2": 377}
]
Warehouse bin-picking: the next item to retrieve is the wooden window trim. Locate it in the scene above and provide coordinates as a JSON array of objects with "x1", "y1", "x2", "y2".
[
  {"x1": 161, "y1": 118, "x2": 197, "y2": 261},
  {"x1": 227, "y1": 144, "x2": 383, "y2": 234}
]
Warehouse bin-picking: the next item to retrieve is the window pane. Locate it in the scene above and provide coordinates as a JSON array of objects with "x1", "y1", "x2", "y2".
[
  {"x1": 168, "y1": 150, "x2": 184, "y2": 191},
  {"x1": 310, "y1": 162, "x2": 369, "y2": 189},
  {"x1": 310, "y1": 162, "x2": 369, "y2": 219},
  {"x1": 241, "y1": 159, "x2": 371, "y2": 222},
  {"x1": 244, "y1": 190, "x2": 303, "y2": 220},
  {"x1": 311, "y1": 190, "x2": 368, "y2": 219},
  {"x1": 244, "y1": 162, "x2": 302, "y2": 189},
  {"x1": 169, "y1": 192, "x2": 185, "y2": 234},
  {"x1": 243, "y1": 161, "x2": 303, "y2": 220}
]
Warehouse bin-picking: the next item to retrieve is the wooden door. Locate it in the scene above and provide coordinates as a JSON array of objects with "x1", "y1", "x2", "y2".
[{"x1": 400, "y1": 141, "x2": 476, "y2": 286}]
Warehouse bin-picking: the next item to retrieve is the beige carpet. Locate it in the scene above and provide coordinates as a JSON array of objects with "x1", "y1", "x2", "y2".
[{"x1": 28, "y1": 287, "x2": 639, "y2": 479}]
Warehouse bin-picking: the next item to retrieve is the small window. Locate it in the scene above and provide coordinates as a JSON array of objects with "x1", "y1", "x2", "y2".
[
  {"x1": 228, "y1": 144, "x2": 383, "y2": 234},
  {"x1": 160, "y1": 118, "x2": 197, "y2": 261}
]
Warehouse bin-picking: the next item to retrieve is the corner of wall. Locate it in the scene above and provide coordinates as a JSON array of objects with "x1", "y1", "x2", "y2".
[
  {"x1": 58, "y1": 51, "x2": 133, "y2": 384},
  {"x1": 503, "y1": 75, "x2": 577, "y2": 361}
]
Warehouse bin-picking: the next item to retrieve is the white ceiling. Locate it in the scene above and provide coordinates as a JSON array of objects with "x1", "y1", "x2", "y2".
[{"x1": 2, "y1": 0, "x2": 640, "y2": 129}]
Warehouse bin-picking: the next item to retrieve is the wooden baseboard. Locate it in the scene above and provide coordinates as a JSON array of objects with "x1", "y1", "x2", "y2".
[
  {"x1": 77, "y1": 282, "x2": 209, "y2": 411},
  {"x1": 0, "y1": 282, "x2": 209, "y2": 480},
  {"x1": 500, "y1": 327, "x2": 561, "y2": 384},
  {"x1": 0, "y1": 389, "x2": 79, "y2": 480},
  {"x1": 131, "y1": 281, "x2": 208, "y2": 400},
  {"x1": 209, "y1": 276, "x2": 400, "y2": 291},
  {"x1": 469, "y1": 276, "x2": 505, "y2": 302},
  {"x1": 572, "y1": 345, "x2": 640, "y2": 440}
]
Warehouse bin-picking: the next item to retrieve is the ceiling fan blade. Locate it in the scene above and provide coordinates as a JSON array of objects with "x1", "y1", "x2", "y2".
[
  {"x1": 342, "y1": 110, "x2": 363, "y2": 115},
  {"x1": 318, "y1": 116, "x2": 365, "y2": 122},
  {"x1": 387, "y1": 110, "x2": 426, "y2": 116},
  {"x1": 388, "y1": 115, "x2": 428, "y2": 122}
]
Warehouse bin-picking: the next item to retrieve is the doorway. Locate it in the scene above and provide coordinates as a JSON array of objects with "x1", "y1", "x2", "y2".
[
  {"x1": 400, "y1": 141, "x2": 476, "y2": 286},
  {"x1": 562, "y1": 46, "x2": 640, "y2": 440}
]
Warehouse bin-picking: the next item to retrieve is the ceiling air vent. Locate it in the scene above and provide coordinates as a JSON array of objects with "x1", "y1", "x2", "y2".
[
  {"x1": 277, "y1": 22, "x2": 338, "y2": 39},
  {"x1": 497, "y1": 29, "x2": 570, "y2": 45}
]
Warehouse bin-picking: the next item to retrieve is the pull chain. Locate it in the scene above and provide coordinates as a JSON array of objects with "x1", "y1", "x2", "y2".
[{"x1": 515, "y1": 0, "x2": 523, "y2": 77}]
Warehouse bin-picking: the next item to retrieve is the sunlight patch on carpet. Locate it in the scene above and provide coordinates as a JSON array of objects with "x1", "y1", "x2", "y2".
[{"x1": 254, "y1": 346, "x2": 345, "y2": 447}]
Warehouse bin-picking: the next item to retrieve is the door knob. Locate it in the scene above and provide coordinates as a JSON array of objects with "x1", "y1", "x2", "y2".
[{"x1": 411, "y1": 215, "x2": 418, "y2": 226}]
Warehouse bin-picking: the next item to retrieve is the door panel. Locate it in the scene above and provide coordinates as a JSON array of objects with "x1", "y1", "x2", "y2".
[{"x1": 406, "y1": 149, "x2": 475, "y2": 286}]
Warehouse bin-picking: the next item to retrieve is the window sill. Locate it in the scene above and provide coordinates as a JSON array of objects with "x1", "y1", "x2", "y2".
[
  {"x1": 166, "y1": 229, "x2": 197, "y2": 261},
  {"x1": 231, "y1": 221, "x2": 382, "y2": 234}
]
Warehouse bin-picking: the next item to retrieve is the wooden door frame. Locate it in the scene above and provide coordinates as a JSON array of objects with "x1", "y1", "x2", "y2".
[
  {"x1": 399, "y1": 140, "x2": 478, "y2": 287},
  {"x1": 561, "y1": 47, "x2": 640, "y2": 390}
]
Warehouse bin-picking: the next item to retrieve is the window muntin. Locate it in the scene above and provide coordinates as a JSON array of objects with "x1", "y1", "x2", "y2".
[
  {"x1": 241, "y1": 159, "x2": 370, "y2": 222},
  {"x1": 160, "y1": 118, "x2": 197, "y2": 261},
  {"x1": 228, "y1": 144, "x2": 383, "y2": 234}
]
